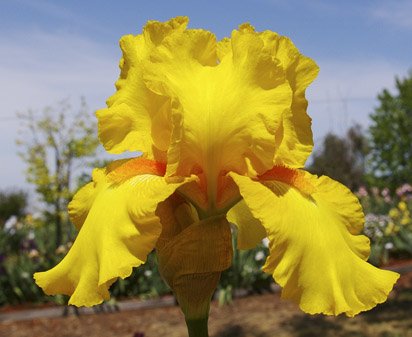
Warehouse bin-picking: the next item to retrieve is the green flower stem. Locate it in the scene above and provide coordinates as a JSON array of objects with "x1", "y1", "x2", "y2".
[{"x1": 186, "y1": 317, "x2": 209, "y2": 337}]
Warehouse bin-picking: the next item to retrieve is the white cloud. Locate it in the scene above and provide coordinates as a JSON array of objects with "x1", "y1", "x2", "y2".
[
  {"x1": 0, "y1": 29, "x2": 120, "y2": 189},
  {"x1": 0, "y1": 29, "x2": 119, "y2": 113},
  {"x1": 371, "y1": 0, "x2": 412, "y2": 29},
  {"x1": 307, "y1": 58, "x2": 408, "y2": 142}
]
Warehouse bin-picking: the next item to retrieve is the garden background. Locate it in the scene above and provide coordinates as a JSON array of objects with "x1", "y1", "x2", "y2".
[{"x1": 1, "y1": 1, "x2": 411, "y2": 337}]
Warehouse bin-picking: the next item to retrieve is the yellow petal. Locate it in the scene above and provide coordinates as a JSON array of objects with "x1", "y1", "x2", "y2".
[
  {"x1": 258, "y1": 31, "x2": 319, "y2": 167},
  {"x1": 142, "y1": 23, "x2": 292, "y2": 209},
  {"x1": 216, "y1": 37, "x2": 231, "y2": 62},
  {"x1": 227, "y1": 200, "x2": 266, "y2": 250},
  {"x1": 96, "y1": 17, "x2": 189, "y2": 157},
  {"x1": 230, "y1": 169, "x2": 399, "y2": 316},
  {"x1": 67, "y1": 168, "x2": 106, "y2": 230},
  {"x1": 219, "y1": 26, "x2": 319, "y2": 169},
  {"x1": 34, "y1": 158, "x2": 193, "y2": 306}
]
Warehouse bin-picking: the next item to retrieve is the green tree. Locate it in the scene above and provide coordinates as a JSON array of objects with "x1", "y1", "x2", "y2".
[
  {"x1": 307, "y1": 124, "x2": 369, "y2": 191},
  {"x1": 368, "y1": 71, "x2": 412, "y2": 191},
  {"x1": 16, "y1": 98, "x2": 100, "y2": 248},
  {"x1": 0, "y1": 189, "x2": 27, "y2": 227}
]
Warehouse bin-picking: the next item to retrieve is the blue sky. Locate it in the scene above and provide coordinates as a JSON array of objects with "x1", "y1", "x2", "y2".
[{"x1": 0, "y1": 0, "x2": 411, "y2": 192}]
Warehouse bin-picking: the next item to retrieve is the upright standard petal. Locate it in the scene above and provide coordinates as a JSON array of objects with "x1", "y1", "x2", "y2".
[
  {"x1": 219, "y1": 24, "x2": 319, "y2": 168},
  {"x1": 258, "y1": 28, "x2": 319, "y2": 168},
  {"x1": 143, "y1": 22, "x2": 292, "y2": 209},
  {"x1": 96, "y1": 17, "x2": 189, "y2": 158},
  {"x1": 230, "y1": 169, "x2": 399, "y2": 316},
  {"x1": 34, "y1": 158, "x2": 194, "y2": 306}
]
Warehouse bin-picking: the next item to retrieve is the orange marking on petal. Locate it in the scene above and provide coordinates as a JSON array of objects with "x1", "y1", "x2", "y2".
[
  {"x1": 107, "y1": 158, "x2": 166, "y2": 183},
  {"x1": 258, "y1": 166, "x2": 315, "y2": 195}
]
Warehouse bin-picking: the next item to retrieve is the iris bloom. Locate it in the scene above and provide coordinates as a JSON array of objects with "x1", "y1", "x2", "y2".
[{"x1": 34, "y1": 17, "x2": 399, "y2": 336}]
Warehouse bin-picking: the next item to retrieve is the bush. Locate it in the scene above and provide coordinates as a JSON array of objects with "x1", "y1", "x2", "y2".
[
  {"x1": 5, "y1": 186, "x2": 410, "y2": 308},
  {"x1": 0, "y1": 215, "x2": 273, "y2": 307},
  {"x1": 357, "y1": 184, "x2": 412, "y2": 265},
  {"x1": 217, "y1": 231, "x2": 272, "y2": 305}
]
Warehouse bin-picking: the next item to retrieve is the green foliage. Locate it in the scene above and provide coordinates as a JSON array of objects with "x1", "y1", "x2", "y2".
[
  {"x1": 0, "y1": 213, "x2": 168, "y2": 306},
  {"x1": 1, "y1": 191, "x2": 411, "y2": 308},
  {"x1": 16, "y1": 98, "x2": 99, "y2": 248},
  {"x1": 368, "y1": 71, "x2": 412, "y2": 191},
  {"x1": 0, "y1": 215, "x2": 273, "y2": 307},
  {"x1": 0, "y1": 189, "x2": 27, "y2": 227},
  {"x1": 307, "y1": 124, "x2": 369, "y2": 191},
  {"x1": 110, "y1": 253, "x2": 170, "y2": 300},
  {"x1": 0, "y1": 215, "x2": 61, "y2": 306},
  {"x1": 218, "y1": 231, "x2": 272, "y2": 305}
]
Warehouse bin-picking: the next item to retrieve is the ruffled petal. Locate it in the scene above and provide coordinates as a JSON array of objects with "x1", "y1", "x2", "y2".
[
  {"x1": 96, "y1": 17, "x2": 189, "y2": 157},
  {"x1": 227, "y1": 200, "x2": 266, "y2": 250},
  {"x1": 142, "y1": 22, "x2": 293, "y2": 209},
  {"x1": 67, "y1": 171, "x2": 102, "y2": 230},
  {"x1": 230, "y1": 169, "x2": 399, "y2": 316},
  {"x1": 258, "y1": 30, "x2": 319, "y2": 167},
  {"x1": 34, "y1": 158, "x2": 194, "y2": 306}
]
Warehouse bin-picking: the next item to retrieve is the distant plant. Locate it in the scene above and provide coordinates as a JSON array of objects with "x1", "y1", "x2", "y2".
[
  {"x1": 16, "y1": 98, "x2": 100, "y2": 248},
  {"x1": 0, "y1": 214, "x2": 60, "y2": 305},
  {"x1": 357, "y1": 184, "x2": 412, "y2": 265},
  {"x1": 110, "y1": 252, "x2": 170, "y2": 300},
  {"x1": 0, "y1": 215, "x2": 275, "y2": 306},
  {"x1": 218, "y1": 231, "x2": 272, "y2": 305},
  {"x1": 308, "y1": 124, "x2": 369, "y2": 191},
  {"x1": 0, "y1": 189, "x2": 27, "y2": 228},
  {"x1": 368, "y1": 71, "x2": 412, "y2": 191}
]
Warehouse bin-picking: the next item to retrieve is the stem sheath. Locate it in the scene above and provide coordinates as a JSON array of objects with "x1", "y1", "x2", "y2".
[{"x1": 186, "y1": 317, "x2": 209, "y2": 337}]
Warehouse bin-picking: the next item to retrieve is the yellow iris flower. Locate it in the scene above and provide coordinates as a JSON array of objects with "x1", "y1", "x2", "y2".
[{"x1": 34, "y1": 16, "x2": 399, "y2": 332}]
